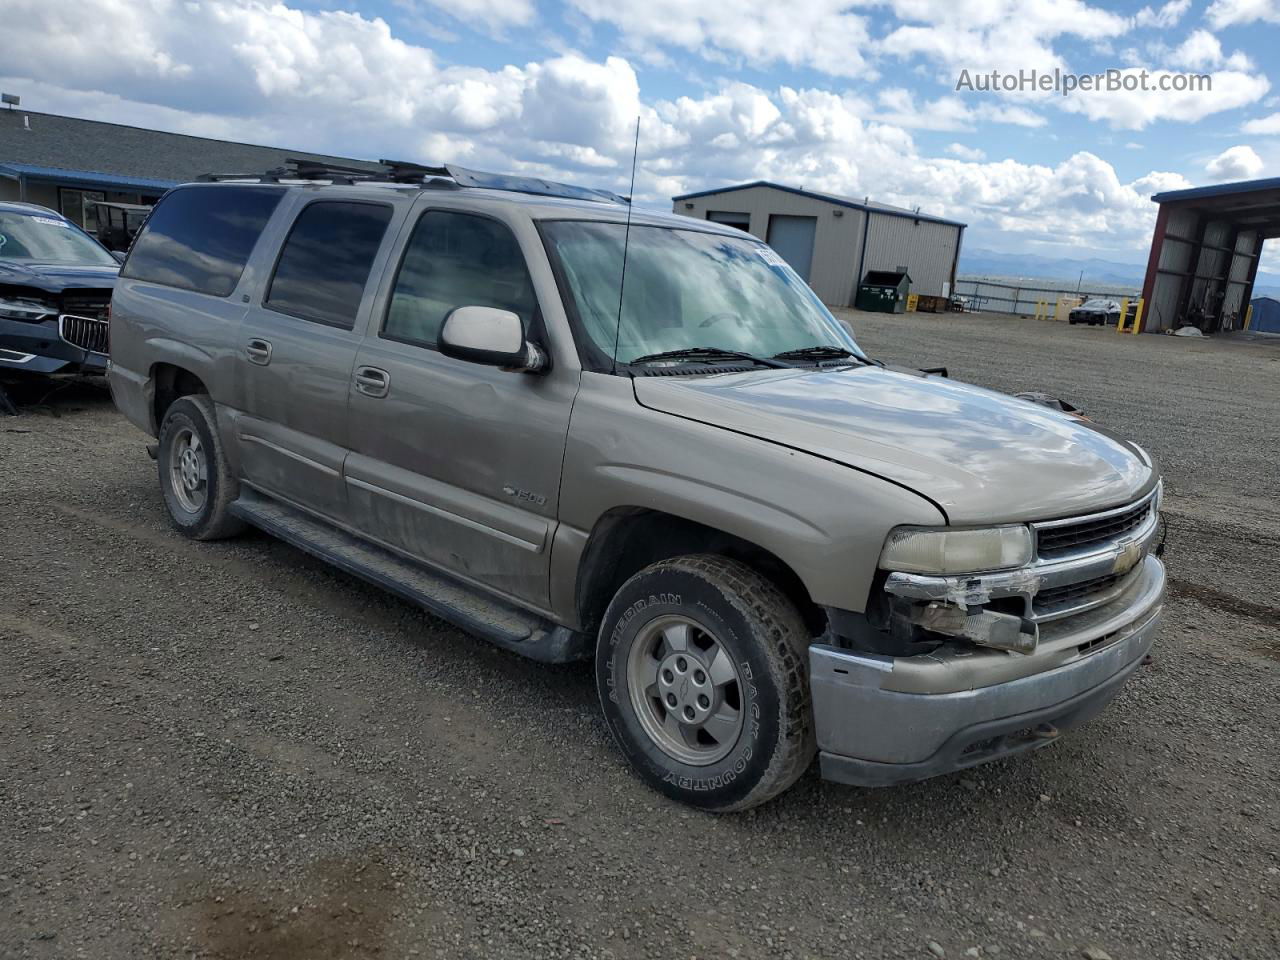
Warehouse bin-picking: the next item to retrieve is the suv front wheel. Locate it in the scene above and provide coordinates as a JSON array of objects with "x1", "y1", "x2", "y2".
[{"x1": 596, "y1": 555, "x2": 816, "y2": 811}]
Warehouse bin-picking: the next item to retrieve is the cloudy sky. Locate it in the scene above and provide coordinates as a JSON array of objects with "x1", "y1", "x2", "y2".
[{"x1": 1, "y1": 0, "x2": 1277, "y2": 264}]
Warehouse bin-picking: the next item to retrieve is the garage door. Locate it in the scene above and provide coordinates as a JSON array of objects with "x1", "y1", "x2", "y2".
[
  {"x1": 765, "y1": 215, "x2": 817, "y2": 281},
  {"x1": 706, "y1": 210, "x2": 750, "y2": 232}
]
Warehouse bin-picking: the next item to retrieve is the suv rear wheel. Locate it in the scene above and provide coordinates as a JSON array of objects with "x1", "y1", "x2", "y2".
[
  {"x1": 596, "y1": 555, "x2": 815, "y2": 811},
  {"x1": 157, "y1": 394, "x2": 244, "y2": 540}
]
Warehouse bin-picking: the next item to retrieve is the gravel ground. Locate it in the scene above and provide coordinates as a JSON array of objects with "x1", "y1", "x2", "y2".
[{"x1": 2, "y1": 312, "x2": 1278, "y2": 960}]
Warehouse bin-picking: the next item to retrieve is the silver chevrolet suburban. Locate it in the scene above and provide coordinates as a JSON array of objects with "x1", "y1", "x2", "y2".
[{"x1": 108, "y1": 162, "x2": 1166, "y2": 811}]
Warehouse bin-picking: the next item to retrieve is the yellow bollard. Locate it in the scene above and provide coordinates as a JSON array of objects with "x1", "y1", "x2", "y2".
[
  {"x1": 1244, "y1": 304, "x2": 1254, "y2": 331},
  {"x1": 1130, "y1": 298, "x2": 1144, "y2": 335},
  {"x1": 1117, "y1": 298, "x2": 1130, "y2": 333},
  {"x1": 906, "y1": 293, "x2": 919, "y2": 313}
]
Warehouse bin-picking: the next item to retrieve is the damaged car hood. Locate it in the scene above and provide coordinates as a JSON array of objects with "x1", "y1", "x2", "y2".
[
  {"x1": 632, "y1": 365, "x2": 1154, "y2": 524},
  {"x1": 0, "y1": 259, "x2": 118, "y2": 293}
]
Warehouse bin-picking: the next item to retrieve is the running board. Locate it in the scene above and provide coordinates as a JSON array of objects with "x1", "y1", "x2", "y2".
[{"x1": 229, "y1": 490, "x2": 589, "y2": 663}]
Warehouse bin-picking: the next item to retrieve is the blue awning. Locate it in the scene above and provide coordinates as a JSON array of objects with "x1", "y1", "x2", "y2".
[{"x1": 0, "y1": 162, "x2": 178, "y2": 193}]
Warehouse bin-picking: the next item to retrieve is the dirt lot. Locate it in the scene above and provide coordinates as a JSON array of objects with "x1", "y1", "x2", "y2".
[{"x1": 2, "y1": 311, "x2": 1278, "y2": 960}]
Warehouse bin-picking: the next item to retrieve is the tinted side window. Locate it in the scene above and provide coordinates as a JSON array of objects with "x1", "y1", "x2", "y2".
[
  {"x1": 383, "y1": 211, "x2": 536, "y2": 348},
  {"x1": 121, "y1": 186, "x2": 284, "y2": 297},
  {"x1": 266, "y1": 201, "x2": 394, "y2": 329}
]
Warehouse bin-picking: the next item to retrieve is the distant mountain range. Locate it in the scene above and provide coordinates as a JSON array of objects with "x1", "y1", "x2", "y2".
[{"x1": 958, "y1": 247, "x2": 1280, "y2": 299}]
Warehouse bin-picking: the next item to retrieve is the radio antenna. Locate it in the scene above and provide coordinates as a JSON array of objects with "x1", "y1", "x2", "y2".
[{"x1": 611, "y1": 116, "x2": 641, "y2": 375}]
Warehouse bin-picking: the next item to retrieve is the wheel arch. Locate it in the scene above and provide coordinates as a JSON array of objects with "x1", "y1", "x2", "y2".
[
  {"x1": 573, "y1": 506, "x2": 824, "y2": 639},
  {"x1": 150, "y1": 361, "x2": 209, "y2": 432}
]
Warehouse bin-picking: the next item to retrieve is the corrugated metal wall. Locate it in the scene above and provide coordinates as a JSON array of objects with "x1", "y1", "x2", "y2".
[
  {"x1": 1224, "y1": 230, "x2": 1259, "y2": 320},
  {"x1": 674, "y1": 186, "x2": 962, "y2": 306},
  {"x1": 863, "y1": 213, "x2": 960, "y2": 297},
  {"x1": 1146, "y1": 205, "x2": 1264, "y2": 332},
  {"x1": 1147, "y1": 208, "x2": 1197, "y2": 332},
  {"x1": 674, "y1": 186, "x2": 866, "y2": 305}
]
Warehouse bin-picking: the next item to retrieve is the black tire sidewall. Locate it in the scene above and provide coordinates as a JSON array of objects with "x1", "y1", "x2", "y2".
[
  {"x1": 158, "y1": 399, "x2": 220, "y2": 537},
  {"x1": 596, "y1": 565, "x2": 783, "y2": 811}
]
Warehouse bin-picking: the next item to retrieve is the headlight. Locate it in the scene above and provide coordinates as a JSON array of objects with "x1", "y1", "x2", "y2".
[
  {"x1": 880, "y1": 525, "x2": 1034, "y2": 575},
  {"x1": 0, "y1": 297, "x2": 54, "y2": 322}
]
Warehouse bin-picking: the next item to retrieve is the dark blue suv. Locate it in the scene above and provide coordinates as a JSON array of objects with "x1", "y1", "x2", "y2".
[{"x1": 0, "y1": 201, "x2": 119, "y2": 376}]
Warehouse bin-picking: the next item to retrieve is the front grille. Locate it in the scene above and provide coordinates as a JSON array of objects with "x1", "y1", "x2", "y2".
[
  {"x1": 59, "y1": 314, "x2": 110, "y2": 355},
  {"x1": 1034, "y1": 572, "x2": 1124, "y2": 616},
  {"x1": 60, "y1": 290, "x2": 111, "y2": 321},
  {"x1": 1035, "y1": 496, "x2": 1154, "y2": 559}
]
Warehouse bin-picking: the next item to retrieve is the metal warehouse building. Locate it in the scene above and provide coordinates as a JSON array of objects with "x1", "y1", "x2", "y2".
[
  {"x1": 1140, "y1": 177, "x2": 1279, "y2": 334},
  {"x1": 671, "y1": 182, "x2": 966, "y2": 307}
]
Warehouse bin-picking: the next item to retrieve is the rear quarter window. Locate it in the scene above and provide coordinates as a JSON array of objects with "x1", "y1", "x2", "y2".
[{"x1": 121, "y1": 185, "x2": 285, "y2": 297}]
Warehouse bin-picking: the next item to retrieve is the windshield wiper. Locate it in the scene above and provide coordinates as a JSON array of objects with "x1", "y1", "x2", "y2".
[
  {"x1": 628, "y1": 347, "x2": 790, "y2": 369},
  {"x1": 771, "y1": 345, "x2": 868, "y2": 364}
]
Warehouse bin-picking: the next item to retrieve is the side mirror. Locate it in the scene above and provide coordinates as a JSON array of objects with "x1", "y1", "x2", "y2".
[
  {"x1": 110, "y1": 250, "x2": 127, "y2": 264},
  {"x1": 438, "y1": 306, "x2": 547, "y2": 372}
]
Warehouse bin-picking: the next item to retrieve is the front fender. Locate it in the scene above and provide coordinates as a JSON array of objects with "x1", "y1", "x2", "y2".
[{"x1": 551, "y1": 374, "x2": 944, "y2": 624}]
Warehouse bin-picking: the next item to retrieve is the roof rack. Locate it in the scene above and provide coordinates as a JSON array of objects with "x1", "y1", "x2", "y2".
[{"x1": 197, "y1": 158, "x2": 629, "y2": 205}]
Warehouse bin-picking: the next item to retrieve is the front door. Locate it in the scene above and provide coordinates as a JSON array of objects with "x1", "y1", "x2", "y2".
[
  {"x1": 344, "y1": 207, "x2": 576, "y2": 609},
  {"x1": 237, "y1": 198, "x2": 396, "y2": 521}
]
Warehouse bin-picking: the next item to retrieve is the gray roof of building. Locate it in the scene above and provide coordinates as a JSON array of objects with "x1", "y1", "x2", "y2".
[
  {"x1": 1152, "y1": 177, "x2": 1280, "y2": 204},
  {"x1": 0, "y1": 109, "x2": 383, "y2": 185},
  {"x1": 670, "y1": 180, "x2": 967, "y2": 228}
]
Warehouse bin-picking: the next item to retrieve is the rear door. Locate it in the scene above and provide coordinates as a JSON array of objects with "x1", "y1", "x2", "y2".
[
  {"x1": 236, "y1": 197, "x2": 398, "y2": 522},
  {"x1": 343, "y1": 204, "x2": 577, "y2": 609}
]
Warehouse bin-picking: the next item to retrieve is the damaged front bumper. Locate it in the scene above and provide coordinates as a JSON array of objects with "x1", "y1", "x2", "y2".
[
  {"x1": 809, "y1": 553, "x2": 1166, "y2": 787},
  {"x1": 0, "y1": 316, "x2": 108, "y2": 375}
]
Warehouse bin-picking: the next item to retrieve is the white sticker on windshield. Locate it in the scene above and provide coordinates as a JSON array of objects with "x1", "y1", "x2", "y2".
[
  {"x1": 757, "y1": 247, "x2": 788, "y2": 268},
  {"x1": 32, "y1": 216, "x2": 69, "y2": 227}
]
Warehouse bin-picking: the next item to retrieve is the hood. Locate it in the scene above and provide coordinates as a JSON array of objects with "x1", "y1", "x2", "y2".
[
  {"x1": 0, "y1": 259, "x2": 118, "y2": 295},
  {"x1": 633, "y1": 366, "x2": 1154, "y2": 524}
]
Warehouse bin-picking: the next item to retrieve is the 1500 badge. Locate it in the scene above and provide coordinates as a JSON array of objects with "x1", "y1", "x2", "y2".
[{"x1": 503, "y1": 485, "x2": 547, "y2": 507}]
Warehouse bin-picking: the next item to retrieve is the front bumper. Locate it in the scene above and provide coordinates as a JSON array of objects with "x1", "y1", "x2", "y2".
[
  {"x1": 810, "y1": 554, "x2": 1165, "y2": 787},
  {"x1": 0, "y1": 316, "x2": 108, "y2": 374}
]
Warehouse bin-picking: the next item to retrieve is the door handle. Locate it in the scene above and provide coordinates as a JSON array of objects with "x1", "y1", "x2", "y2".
[
  {"x1": 354, "y1": 365, "x2": 390, "y2": 398},
  {"x1": 245, "y1": 338, "x2": 272, "y2": 365}
]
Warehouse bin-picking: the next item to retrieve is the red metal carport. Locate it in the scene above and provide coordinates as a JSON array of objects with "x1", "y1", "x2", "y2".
[{"x1": 1140, "y1": 177, "x2": 1280, "y2": 334}]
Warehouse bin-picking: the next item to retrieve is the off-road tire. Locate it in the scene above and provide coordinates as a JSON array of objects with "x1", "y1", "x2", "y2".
[
  {"x1": 157, "y1": 394, "x2": 245, "y2": 540},
  {"x1": 596, "y1": 555, "x2": 816, "y2": 812}
]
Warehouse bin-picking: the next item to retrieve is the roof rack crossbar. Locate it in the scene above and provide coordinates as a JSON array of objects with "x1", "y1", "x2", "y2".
[{"x1": 194, "y1": 159, "x2": 629, "y2": 205}]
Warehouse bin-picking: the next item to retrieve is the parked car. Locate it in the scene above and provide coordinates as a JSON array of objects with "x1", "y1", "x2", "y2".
[
  {"x1": 1069, "y1": 298, "x2": 1121, "y2": 325},
  {"x1": 0, "y1": 201, "x2": 118, "y2": 375},
  {"x1": 108, "y1": 166, "x2": 1166, "y2": 812}
]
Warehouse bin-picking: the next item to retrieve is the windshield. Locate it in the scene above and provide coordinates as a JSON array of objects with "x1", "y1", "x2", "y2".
[
  {"x1": 1081, "y1": 299, "x2": 1115, "y2": 309},
  {"x1": 0, "y1": 211, "x2": 117, "y2": 265},
  {"x1": 541, "y1": 220, "x2": 864, "y2": 367}
]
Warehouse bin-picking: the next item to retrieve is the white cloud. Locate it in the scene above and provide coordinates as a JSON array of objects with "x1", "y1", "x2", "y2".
[
  {"x1": 415, "y1": 0, "x2": 535, "y2": 29},
  {"x1": 563, "y1": 0, "x2": 874, "y2": 78},
  {"x1": 946, "y1": 143, "x2": 987, "y2": 161},
  {"x1": 1058, "y1": 67, "x2": 1269, "y2": 129},
  {"x1": 1205, "y1": 0, "x2": 1280, "y2": 28},
  {"x1": 1205, "y1": 144, "x2": 1265, "y2": 179},
  {"x1": 0, "y1": 0, "x2": 1209, "y2": 261},
  {"x1": 876, "y1": 88, "x2": 1046, "y2": 131},
  {"x1": 1243, "y1": 112, "x2": 1280, "y2": 134},
  {"x1": 1134, "y1": 0, "x2": 1192, "y2": 28},
  {"x1": 1168, "y1": 29, "x2": 1225, "y2": 68},
  {"x1": 880, "y1": 0, "x2": 1130, "y2": 79}
]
